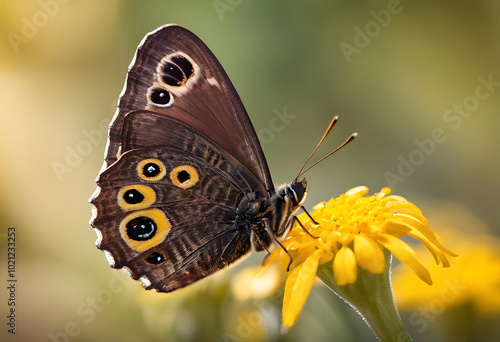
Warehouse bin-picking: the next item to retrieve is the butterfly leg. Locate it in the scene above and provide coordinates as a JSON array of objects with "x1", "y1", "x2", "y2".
[
  {"x1": 293, "y1": 215, "x2": 320, "y2": 239},
  {"x1": 263, "y1": 219, "x2": 294, "y2": 271},
  {"x1": 300, "y1": 206, "x2": 319, "y2": 225},
  {"x1": 261, "y1": 250, "x2": 272, "y2": 267}
]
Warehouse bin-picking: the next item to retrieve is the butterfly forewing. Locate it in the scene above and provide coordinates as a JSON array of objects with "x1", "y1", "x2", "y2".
[{"x1": 105, "y1": 24, "x2": 273, "y2": 192}]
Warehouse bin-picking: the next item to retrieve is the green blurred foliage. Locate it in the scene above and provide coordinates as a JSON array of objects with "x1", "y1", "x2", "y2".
[{"x1": 0, "y1": 0, "x2": 499, "y2": 341}]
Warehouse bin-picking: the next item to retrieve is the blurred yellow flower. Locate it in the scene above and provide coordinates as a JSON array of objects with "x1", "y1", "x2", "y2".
[
  {"x1": 393, "y1": 230, "x2": 500, "y2": 315},
  {"x1": 231, "y1": 266, "x2": 282, "y2": 301},
  {"x1": 265, "y1": 186, "x2": 457, "y2": 328}
]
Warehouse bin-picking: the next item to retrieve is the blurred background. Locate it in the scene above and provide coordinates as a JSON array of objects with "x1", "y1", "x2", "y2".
[{"x1": 1, "y1": 0, "x2": 499, "y2": 341}]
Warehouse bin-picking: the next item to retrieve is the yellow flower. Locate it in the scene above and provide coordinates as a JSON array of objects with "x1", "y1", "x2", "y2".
[
  {"x1": 231, "y1": 266, "x2": 282, "y2": 301},
  {"x1": 393, "y1": 229, "x2": 500, "y2": 315},
  {"x1": 265, "y1": 186, "x2": 457, "y2": 328}
]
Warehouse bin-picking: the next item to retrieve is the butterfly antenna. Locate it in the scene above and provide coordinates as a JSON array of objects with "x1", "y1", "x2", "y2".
[
  {"x1": 293, "y1": 116, "x2": 339, "y2": 182},
  {"x1": 294, "y1": 116, "x2": 357, "y2": 181}
]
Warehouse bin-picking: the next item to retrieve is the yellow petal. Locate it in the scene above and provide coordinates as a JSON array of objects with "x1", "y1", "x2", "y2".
[
  {"x1": 354, "y1": 235, "x2": 386, "y2": 274},
  {"x1": 378, "y1": 234, "x2": 432, "y2": 285},
  {"x1": 261, "y1": 248, "x2": 280, "y2": 268},
  {"x1": 334, "y1": 245, "x2": 358, "y2": 286},
  {"x1": 407, "y1": 230, "x2": 451, "y2": 267},
  {"x1": 395, "y1": 214, "x2": 458, "y2": 257},
  {"x1": 312, "y1": 201, "x2": 326, "y2": 211},
  {"x1": 380, "y1": 220, "x2": 412, "y2": 238},
  {"x1": 282, "y1": 250, "x2": 322, "y2": 328},
  {"x1": 345, "y1": 186, "x2": 369, "y2": 196}
]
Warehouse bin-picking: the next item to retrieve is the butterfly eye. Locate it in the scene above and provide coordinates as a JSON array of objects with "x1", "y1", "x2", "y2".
[
  {"x1": 118, "y1": 185, "x2": 156, "y2": 210},
  {"x1": 170, "y1": 165, "x2": 199, "y2": 189},
  {"x1": 145, "y1": 252, "x2": 165, "y2": 265},
  {"x1": 148, "y1": 87, "x2": 172, "y2": 107},
  {"x1": 137, "y1": 159, "x2": 166, "y2": 181},
  {"x1": 288, "y1": 181, "x2": 308, "y2": 206},
  {"x1": 119, "y1": 209, "x2": 171, "y2": 252}
]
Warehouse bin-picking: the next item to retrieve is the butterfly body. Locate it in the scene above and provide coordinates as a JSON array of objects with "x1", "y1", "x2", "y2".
[{"x1": 90, "y1": 24, "x2": 311, "y2": 292}]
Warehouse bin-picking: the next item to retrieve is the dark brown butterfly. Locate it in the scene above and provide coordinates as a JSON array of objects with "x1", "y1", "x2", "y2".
[{"x1": 90, "y1": 24, "x2": 348, "y2": 293}]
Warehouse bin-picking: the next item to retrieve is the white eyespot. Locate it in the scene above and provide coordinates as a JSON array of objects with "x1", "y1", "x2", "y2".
[
  {"x1": 147, "y1": 85, "x2": 173, "y2": 107},
  {"x1": 155, "y1": 52, "x2": 200, "y2": 96}
]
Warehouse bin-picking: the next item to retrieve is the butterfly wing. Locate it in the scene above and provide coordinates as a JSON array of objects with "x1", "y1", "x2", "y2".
[
  {"x1": 105, "y1": 24, "x2": 273, "y2": 192},
  {"x1": 120, "y1": 110, "x2": 266, "y2": 192},
  {"x1": 91, "y1": 128, "x2": 265, "y2": 292},
  {"x1": 91, "y1": 24, "x2": 276, "y2": 292}
]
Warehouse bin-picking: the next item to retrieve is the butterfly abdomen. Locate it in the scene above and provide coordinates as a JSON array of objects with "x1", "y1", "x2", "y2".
[{"x1": 234, "y1": 192, "x2": 271, "y2": 252}]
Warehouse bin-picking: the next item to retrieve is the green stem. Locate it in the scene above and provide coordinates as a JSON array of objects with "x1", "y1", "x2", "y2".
[{"x1": 316, "y1": 249, "x2": 412, "y2": 342}]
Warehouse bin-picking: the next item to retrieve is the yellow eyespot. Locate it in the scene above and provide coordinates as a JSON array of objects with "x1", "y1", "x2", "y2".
[
  {"x1": 117, "y1": 185, "x2": 156, "y2": 211},
  {"x1": 119, "y1": 209, "x2": 171, "y2": 252},
  {"x1": 170, "y1": 165, "x2": 199, "y2": 189},
  {"x1": 137, "y1": 158, "x2": 166, "y2": 181}
]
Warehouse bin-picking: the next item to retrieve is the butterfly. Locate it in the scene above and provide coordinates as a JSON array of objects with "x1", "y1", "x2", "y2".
[{"x1": 90, "y1": 24, "x2": 354, "y2": 293}]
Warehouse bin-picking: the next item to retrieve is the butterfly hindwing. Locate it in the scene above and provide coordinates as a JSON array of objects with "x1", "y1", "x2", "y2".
[{"x1": 92, "y1": 141, "x2": 261, "y2": 292}]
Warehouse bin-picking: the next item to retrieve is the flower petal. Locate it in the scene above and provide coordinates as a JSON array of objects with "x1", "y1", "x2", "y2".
[
  {"x1": 334, "y1": 245, "x2": 358, "y2": 285},
  {"x1": 406, "y1": 230, "x2": 452, "y2": 267},
  {"x1": 378, "y1": 234, "x2": 432, "y2": 285},
  {"x1": 354, "y1": 235, "x2": 386, "y2": 274},
  {"x1": 346, "y1": 186, "x2": 369, "y2": 196},
  {"x1": 282, "y1": 250, "x2": 322, "y2": 328},
  {"x1": 395, "y1": 213, "x2": 458, "y2": 257}
]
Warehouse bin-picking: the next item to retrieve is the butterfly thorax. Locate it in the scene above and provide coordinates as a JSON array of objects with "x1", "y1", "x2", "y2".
[
  {"x1": 235, "y1": 179, "x2": 308, "y2": 253},
  {"x1": 271, "y1": 179, "x2": 308, "y2": 237}
]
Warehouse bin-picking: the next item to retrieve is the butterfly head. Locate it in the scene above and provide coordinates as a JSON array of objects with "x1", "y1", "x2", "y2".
[{"x1": 286, "y1": 179, "x2": 308, "y2": 207}]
